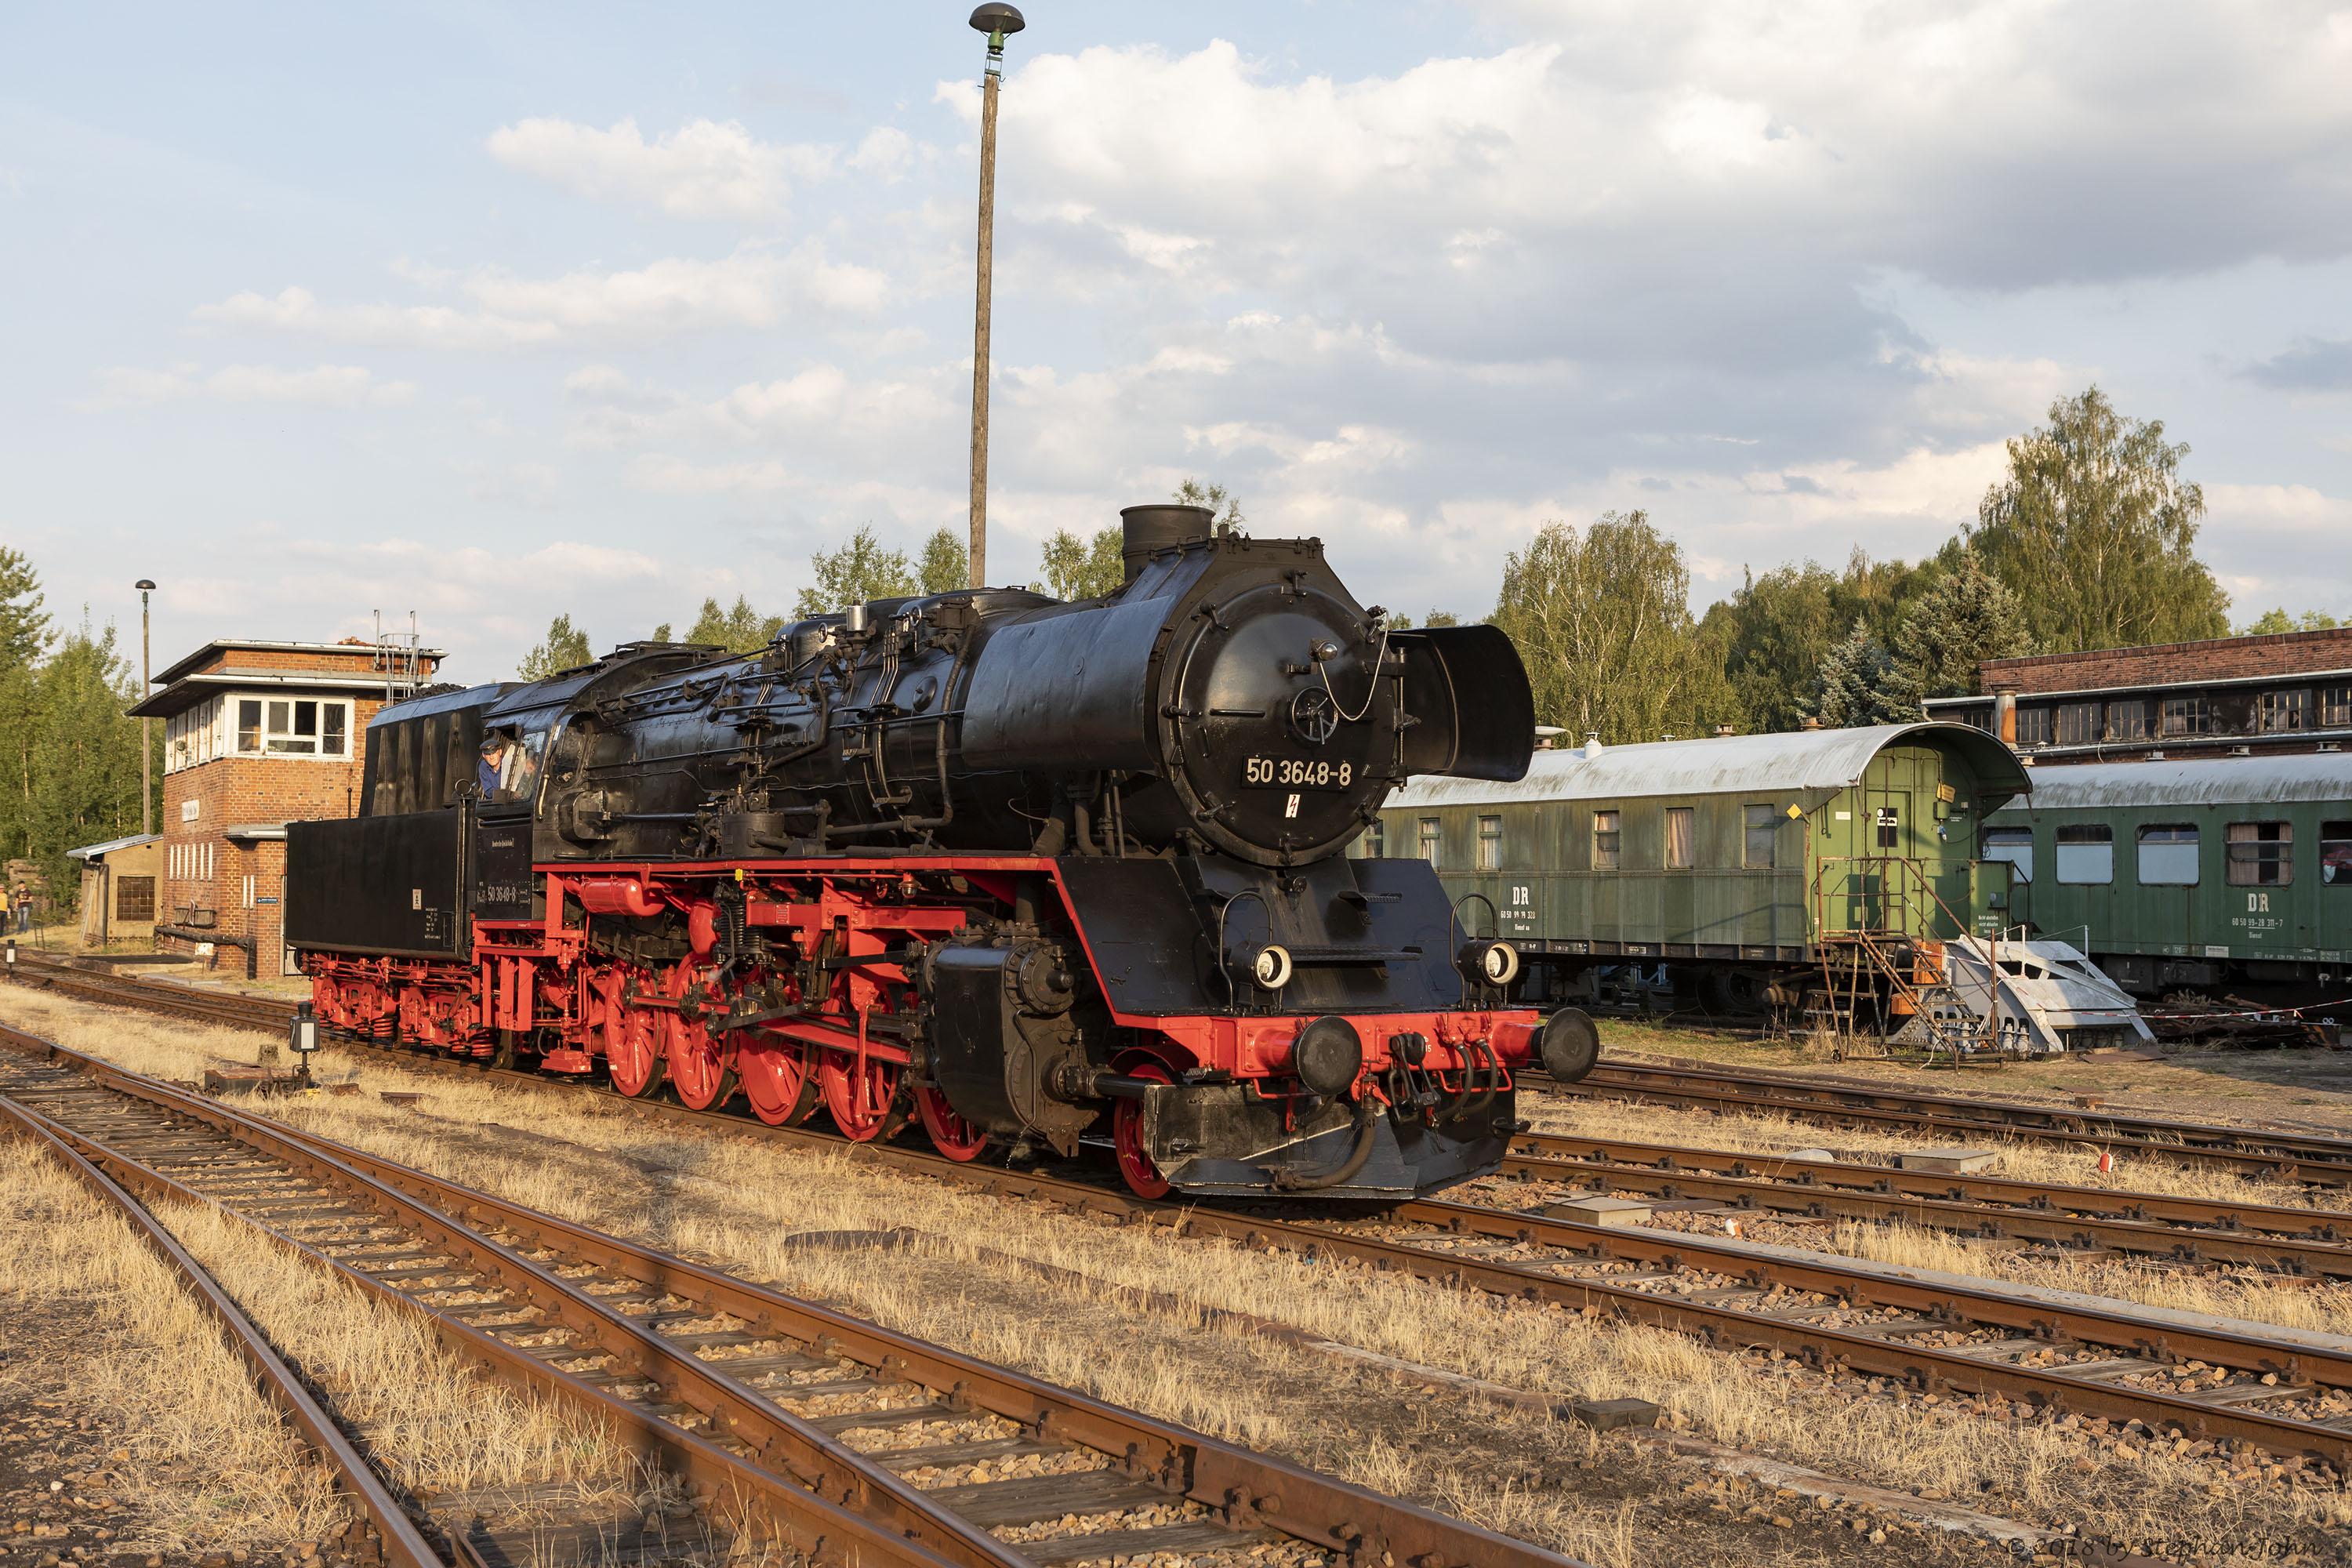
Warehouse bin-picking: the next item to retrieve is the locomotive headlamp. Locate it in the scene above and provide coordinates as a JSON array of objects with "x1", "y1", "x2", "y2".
[
  {"x1": 1290, "y1": 1015, "x2": 1363, "y2": 1098},
  {"x1": 1457, "y1": 938, "x2": 1519, "y2": 988},
  {"x1": 1249, "y1": 943, "x2": 1293, "y2": 991}
]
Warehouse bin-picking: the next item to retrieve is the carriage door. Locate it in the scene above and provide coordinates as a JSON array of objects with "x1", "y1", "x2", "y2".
[{"x1": 1863, "y1": 759, "x2": 1912, "y2": 935}]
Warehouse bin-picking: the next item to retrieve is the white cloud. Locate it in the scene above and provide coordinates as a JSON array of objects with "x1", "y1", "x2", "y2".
[
  {"x1": 626, "y1": 454, "x2": 794, "y2": 493},
  {"x1": 81, "y1": 361, "x2": 416, "y2": 409},
  {"x1": 486, "y1": 116, "x2": 831, "y2": 219},
  {"x1": 467, "y1": 461, "x2": 561, "y2": 510},
  {"x1": 194, "y1": 245, "x2": 886, "y2": 350}
]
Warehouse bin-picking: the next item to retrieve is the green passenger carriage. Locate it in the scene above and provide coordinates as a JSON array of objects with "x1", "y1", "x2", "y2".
[
  {"x1": 1980, "y1": 757, "x2": 2352, "y2": 998},
  {"x1": 1359, "y1": 724, "x2": 2031, "y2": 1019}
]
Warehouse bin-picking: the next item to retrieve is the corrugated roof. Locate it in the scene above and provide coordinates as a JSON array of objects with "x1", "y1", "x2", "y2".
[
  {"x1": 1986, "y1": 753, "x2": 2352, "y2": 813},
  {"x1": 67, "y1": 833, "x2": 162, "y2": 860},
  {"x1": 1383, "y1": 722, "x2": 2030, "y2": 811}
]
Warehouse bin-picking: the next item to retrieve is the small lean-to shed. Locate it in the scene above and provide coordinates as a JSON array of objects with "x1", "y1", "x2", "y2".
[
  {"x1": 67, "y1": 833, "x2": 164, "y2": 948},
  {"x1": 1364, "y1": 723, "x2": 2030, "y2": 973}
]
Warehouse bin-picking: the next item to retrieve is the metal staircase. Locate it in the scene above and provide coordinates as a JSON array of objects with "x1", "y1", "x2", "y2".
[{"x1": 1810, "y1": 858, "x2": 2002, "y2": 1065}]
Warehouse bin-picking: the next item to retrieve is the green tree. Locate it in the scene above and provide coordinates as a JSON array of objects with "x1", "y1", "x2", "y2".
[
  {"x1": 1421, "y1": 611, "x2": 1459, "y2": 628},
  {"x1": 684, "y1": 595, "x2": 786, "y2": 655},
  {"x1": 2239, "y1": 607, "x2": 2341, "y2": 636},
  {"x1": 1973, "y1": 387, "x2": 2230, "y2": 652},
  {"x1": 1803, "y1": 619, "x2": 1911, "y2": 728},
  {"x1": 1172, "y1": 479, "x2": 1247, "y2": 535},
  {"x1": 28, "y1": 617, "x2": 148, "y2": 898},
  {"x1": 1040, "y1": 526, "x2": 1124, "y2": 601},
  {"x1": 917, "y1": 528, "x2": 968, "y2": 596},
  {"x1": 1700, "y1": 546, "x2": 1947, "y2": 732},
  {"x1": 1889, "y1": 549, "x2": 2036, "y2": 703},
  {"x1": 0, "y1": 546, "x2": 49, "y2": 675},
  {"x1": 515, "y1": 613, "x2": 593, "y2": 680},
  {"x1": 1490, "y1": 510, "x2": 1738, "y2": 746},
  {"x1": 793, "y1": 525, "x2": 916, "y2": 619}
]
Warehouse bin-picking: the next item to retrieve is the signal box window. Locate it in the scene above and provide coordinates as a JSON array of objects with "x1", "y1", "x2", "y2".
[
  {"x1": 1981, "y1": 826, "x2": 2033, "y2": 883},
  {"x1": 1592, "y1": 811, "x2": 1621, "y2": 871},
  {"x1": 114, "y1": 876, "x2": 155, "y2": 922},
  {"x1": 1476, "y1": 815, "x2": 1503, "y2": 872},
  {"x1": 2227, "y1": 821, "x2": 2293, "y2": 886},
  {"x1": 2162, "y1": 695, "x2": 2209, "y2": 737},
  {"x1": 2013, "y1": 706, "x2": 2053, "y2": 747},
  {"x1": 1417, "y1": 816, "x2": 1440, "y2": 867},
  {"x1": 2055, "y1": 824, "x2": 2113, "y2": 884},
  {"x1": 236, "y1": 698, "x2": 350, "y2": 757},
  {"x1": 2324, "y1": 688, "x2": 2351, "y2": 729},
  {"x1": 1742, "y1": 805, "x2": 1777, "y2": 869},
  {"x1": 2136, "y1": 824, "x2": 2199, "y2": 885},
  {"x1": 2322, "y1": 821, "x2": 2352, "y2": 885},
  {"x1": 1664, "y1": 807, "x2": 1694, "y2": 869},
  {"x1": 2258, "y1": 691, "x2": 2309, "y2": 735}
]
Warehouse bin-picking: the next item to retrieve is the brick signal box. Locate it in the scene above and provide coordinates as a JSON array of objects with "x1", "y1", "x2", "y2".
[{"x1": 129, "y1": 637, "x2": 444, "y2": 976}]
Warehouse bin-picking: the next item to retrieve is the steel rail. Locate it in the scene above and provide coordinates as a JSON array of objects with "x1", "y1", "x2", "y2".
[
  {"x1": 24, "y1": 955, "x2": 2352, "y2": 1464},
  {"x1": 0, "y1": 1095, "x2": 447, "y2": 1568},
  {"x1": 0, "y1": 1018, "x2": 1588, "y2": 1568},
  {"x1": 202, "y1": 1023, "x2": 2352, "y2": 1471},
  {"x1": 1537, "y1": 1060, "x2": 2352, "y2": 1184},
  {"x1": 1497, "y1": 1132, "x2": 2352, "y2": 1277}
]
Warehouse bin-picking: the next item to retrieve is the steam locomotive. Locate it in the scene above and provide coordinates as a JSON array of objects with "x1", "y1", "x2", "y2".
[{"x1": 286, "y1": 505, "x2": 1599, "y2": 1198}]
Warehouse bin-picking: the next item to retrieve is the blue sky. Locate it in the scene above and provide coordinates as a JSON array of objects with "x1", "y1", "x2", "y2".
[{"x1": 5, "y1": 2, "x2": 2351, "y2": 684}]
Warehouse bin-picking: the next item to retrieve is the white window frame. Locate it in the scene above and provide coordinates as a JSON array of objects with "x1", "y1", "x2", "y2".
[{"x1": 232, "y1": 695, "x2": 354, "y2": 759}]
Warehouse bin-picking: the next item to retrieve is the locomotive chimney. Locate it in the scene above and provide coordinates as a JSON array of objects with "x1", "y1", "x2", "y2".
[{"x1": 1118, "y1": 504, "x2": 1214, "y2": 586}]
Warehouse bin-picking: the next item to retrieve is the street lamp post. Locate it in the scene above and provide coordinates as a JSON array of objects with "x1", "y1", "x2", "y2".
[
  {"x1": 966, "y1": 3, "x2": 1025, "y2": 590},
  {"x1": 136, "y1": 579, "x2": 157, "y2": 837}
]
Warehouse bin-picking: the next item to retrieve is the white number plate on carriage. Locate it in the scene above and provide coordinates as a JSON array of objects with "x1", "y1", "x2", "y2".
[{"x1": 1243, "y1": 756, "x2": 1353, "y2": 789}]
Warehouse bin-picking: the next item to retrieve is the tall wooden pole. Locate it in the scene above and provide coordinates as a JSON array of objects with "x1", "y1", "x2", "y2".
[
  {"x1": 137, "y1": 579, "x2": 154, "y2": 837},
  {"x1": 967, "y1": 7, "x2": 1022, "y2": 590}
]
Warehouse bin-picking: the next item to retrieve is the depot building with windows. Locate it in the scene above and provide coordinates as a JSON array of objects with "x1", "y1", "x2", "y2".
[{"x1": 128, "y1": 637, "x2": 442, "y2": 976}]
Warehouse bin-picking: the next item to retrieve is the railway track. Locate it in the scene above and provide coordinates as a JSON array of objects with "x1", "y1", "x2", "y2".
[
  {"x1": 0, "y1": 1016, "x2": 1580, "y2": 1568},
  {"x1": 0, "y1": 1080, "x2": 444, "y2": 1568},
  {"x1": 20, "y1": 956, "x2": 2352, "y2": 1471},
  {"x1": 1540, "y1": 1057, "x2": 2352, "y2": 1184}
]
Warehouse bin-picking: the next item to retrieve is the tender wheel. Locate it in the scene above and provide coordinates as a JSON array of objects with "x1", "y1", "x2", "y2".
[
  {"x1": 916, "y1": 1086, "x2": 990, "y2": 1160},
  {"x1": 820, "y1": 1053, "x2": 902, "y2": 1142},
  {"x1": 1114, "y1": 1062, "x2": 1174, "y2": 1200},
  {"x1": 739, "y1": 1041, "x2": 818, "y2": 1127}
]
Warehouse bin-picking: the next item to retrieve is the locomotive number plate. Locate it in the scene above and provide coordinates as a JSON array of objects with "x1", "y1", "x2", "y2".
[{"x1": 1243, "y1": 756, "x2": 1354, "y2": 790}]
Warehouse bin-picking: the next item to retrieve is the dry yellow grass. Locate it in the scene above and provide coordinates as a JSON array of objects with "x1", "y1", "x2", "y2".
[
  {"x1": 9, "y1": 986, "x2": 2350, "y2": 1563},
  {"x1": 0, "y1": 1134, "x2": 350, "y2": 1552}
]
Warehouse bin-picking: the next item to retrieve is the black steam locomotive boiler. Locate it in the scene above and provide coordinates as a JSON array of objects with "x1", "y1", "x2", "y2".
[{"x1": 287, "y1": 504, "x2": 1599, "y2": 1198}]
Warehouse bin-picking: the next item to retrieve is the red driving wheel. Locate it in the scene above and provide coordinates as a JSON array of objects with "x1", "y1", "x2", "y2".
[
  {"x1": 819, "y1": 1052, "x2": 901, "y2": 1142},
  {"x1": 661, "y1": 963, "x2": 736, "y2": 1111},
  {"x1": 1114, "y1": 1062, "x2": 1175, "y2": 1200},
  {"x1": 916, "y1": 1086, "x2": 989, "y2": 1161},
  {"x1": 603, "y1": 968, "x2": 665, "y2": 1099},
  {"x1": 739, "y1": 1040, "x2": 818, "y2": 1127}
]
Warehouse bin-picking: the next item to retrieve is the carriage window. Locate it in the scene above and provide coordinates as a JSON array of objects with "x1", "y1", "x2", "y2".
[
  {"x1": 2014, "y1": 706, "x2": 2053, "y2": 747},
  {"x1": 1592, "y1": 811, "x2": 1621, "y2": 871},
  {"x1": 2163, "y1": 695, "x2": 2209, "y2": 737},
  {"x1": 2056, "y1": 824, "x2": 2112, "y2": 884},
  {"x1": 1664, "y1": 808, "x2": 1695, "y2": 869},
  {"x1": 1874, "y1": 805, "x2": 1900, "y2": 850},
  {"x1": 2136, "y1": 824, "x2": 2199, "y2": 885},
  {"x1": 2323, "y1": 822, "x2": 2352, "y2": 886},
  {"x1": 1363, "y1": 820, "x2": 1385, "y2": 858},
  {"x1": 1981, "y1": 826, "x2": 2033, "y2": 883},
  {"x1": 1476, "y1": 815, "x2": 1503, "y2": 872},
  {"x1": 1742, "y1": 805, "x2": 1777, "y2": 869},
  {"x1": 1417, "y1": 816, "x2": 1440, "y2": 868},
  {"x1": 2227, "y1": 821, "x2": 2293, "y2": 886}
]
